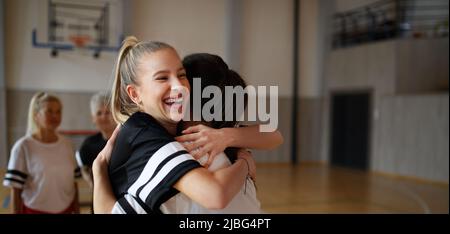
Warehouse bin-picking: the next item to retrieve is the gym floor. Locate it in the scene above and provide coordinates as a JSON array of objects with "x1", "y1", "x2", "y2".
[{"x1": 0, "y1": 164, "x2": 448, "y2": 214}]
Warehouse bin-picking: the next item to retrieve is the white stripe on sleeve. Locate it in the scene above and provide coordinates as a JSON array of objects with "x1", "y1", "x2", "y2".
[
  {"x1": 110, "y1": 194, "x2": 148, "y2": 214},
  {"x1": 124, "y1": 194, "x2": 147, "y2": 214},
  {"x1": 128, "y1": 142, "x2": 187, "y2": 196},
  {"x1": 111, "y1": 202, "x2": 126, "y2": 214},
  {"x1": 3, "y1": 174, "x2": 26, "y2": 184},
  {"x1": 138, "y1": 153, "x2": 194, "y2": 202}
]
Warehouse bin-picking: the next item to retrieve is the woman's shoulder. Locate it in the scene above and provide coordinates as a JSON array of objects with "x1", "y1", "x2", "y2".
[
  {"x1": 109, "y1": 112, "x2": 175, "y2": 171},
  {"x1": 11, "y1": 135, "x2": 33, "y2": 150},
  {"x1": 10, "y1": 135, "x2": 38, "y2": 158},
  {"x1": 124, "y1": 112, "x2": 173, "y2": 142}
]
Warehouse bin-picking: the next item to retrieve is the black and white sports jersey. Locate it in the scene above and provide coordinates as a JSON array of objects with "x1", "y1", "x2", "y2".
[{"x1": 108, "y1": 112, "x2": 201, "y2": 214}]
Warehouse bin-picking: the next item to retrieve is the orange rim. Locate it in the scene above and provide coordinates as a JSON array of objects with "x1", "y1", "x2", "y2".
[{"x1": 69, "y1": 35, "x2": 91, "y2": 47}]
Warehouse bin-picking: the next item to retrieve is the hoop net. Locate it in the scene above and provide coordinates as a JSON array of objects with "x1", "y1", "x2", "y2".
[
  {"x1": 69, "y1": 35, "x2": 92, "y2": 55},
  {"x1": 69, "y1": 35, "x2": 91, "y2": 47}
]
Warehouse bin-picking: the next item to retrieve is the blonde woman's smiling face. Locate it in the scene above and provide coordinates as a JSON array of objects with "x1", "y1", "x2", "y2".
[{"x1": 130, "y1": 48, "x2": 190, "y2": 125}]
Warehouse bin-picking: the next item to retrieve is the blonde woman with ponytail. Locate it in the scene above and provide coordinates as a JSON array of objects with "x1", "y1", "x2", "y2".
[
  {"x1": 92, "y1": 36, "x2": 258, "y2": 214},
  {"x1": 3, "y1": 92, "x2": 80, "y2": 214}
]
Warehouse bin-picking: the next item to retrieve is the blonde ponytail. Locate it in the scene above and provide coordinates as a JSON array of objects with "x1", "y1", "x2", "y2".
[
  {"x1": 110, "y1": 36, "x2": 175, "y2": 124},
  {"x1": 111, "y1": 36, "x2": 139, "y2": 124}
]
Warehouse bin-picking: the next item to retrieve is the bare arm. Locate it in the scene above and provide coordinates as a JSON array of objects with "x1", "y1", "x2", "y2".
[
  {"x1": 92, "y1": 124, "x2": 256, "y2": 213},
  {"x1": 11, "y1": 188, "x2": 23, "y2": 214},
  {"x1": 176, "y1": 124, "x2": 283, "y2": 165},
  {"x1": 92, "y1": 155, "x2": 117, "y2": 214},
  {"x1": 92, "y1": 149, "x2": 254, "y2": 212},
  {"x1": 92, "y1": 125, "x2": 120, "y2": 214},
  {"x1": 225, "y1": 125, "x2": 284, "y2": 150}
]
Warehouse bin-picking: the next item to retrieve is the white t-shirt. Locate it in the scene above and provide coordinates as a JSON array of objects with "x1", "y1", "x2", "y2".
[
  {"x1": 160, "y1": 152, "x2": 261, "y2": 214},
  {"x1": 3, "y1": 135, "x2": 80, "y2": 213}
]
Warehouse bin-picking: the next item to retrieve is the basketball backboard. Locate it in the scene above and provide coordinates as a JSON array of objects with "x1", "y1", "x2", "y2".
[{"x1": 33, "y1": 0, "x2": 124, "y2": 58}]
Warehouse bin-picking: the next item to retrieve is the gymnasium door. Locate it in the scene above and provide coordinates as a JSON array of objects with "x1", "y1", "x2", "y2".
[{"x1": 330, "y1": 91, "x2": 371, "y2": 170}]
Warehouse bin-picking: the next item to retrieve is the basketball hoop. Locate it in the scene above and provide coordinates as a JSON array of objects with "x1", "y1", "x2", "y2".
[
  {"x1": 69, "y1": 35, "x2": 93, "y2": 57},
  {"x1": 35, "y1": 0, "x2": 122, "y2": 58},
  {"x1": 69, "y1": 35, "x2": 91, "y2": 48}
]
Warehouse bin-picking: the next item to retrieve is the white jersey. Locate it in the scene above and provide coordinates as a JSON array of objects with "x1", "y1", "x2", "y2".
[
  {"x1": 160, "y1": 152, "x2": 261, "y2": 214},
  {"x1": 3, "y1": 135, "x2": 80, "y2": 213}
]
